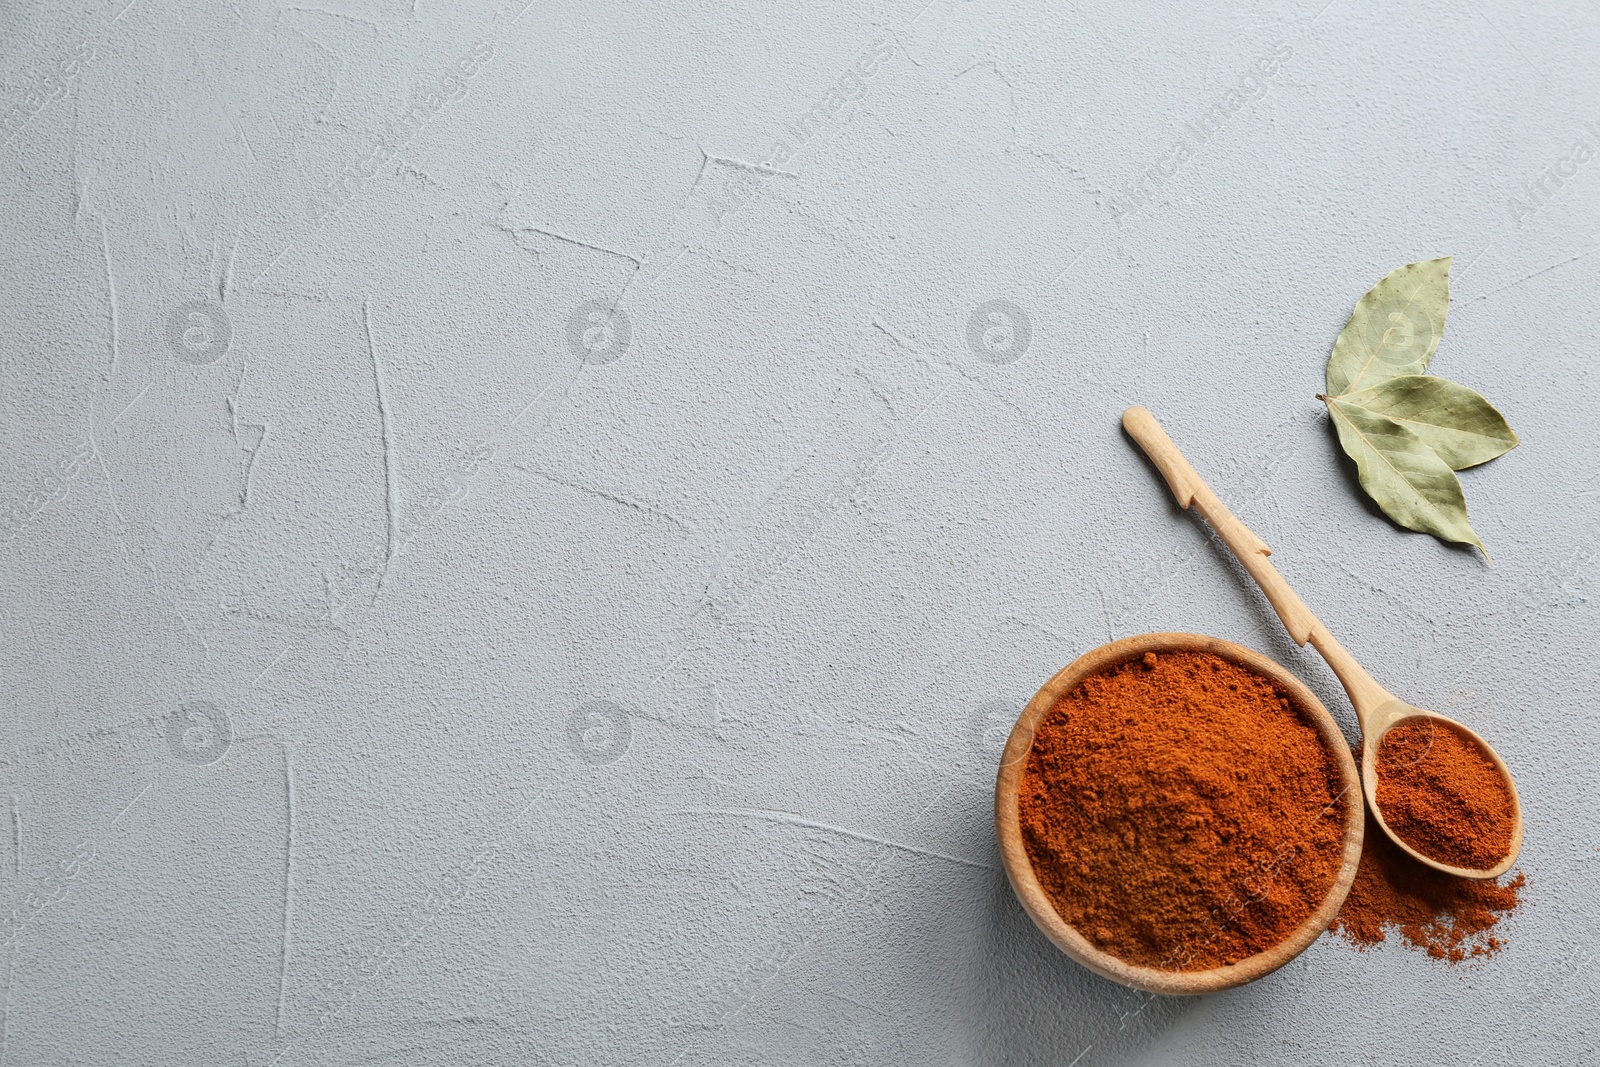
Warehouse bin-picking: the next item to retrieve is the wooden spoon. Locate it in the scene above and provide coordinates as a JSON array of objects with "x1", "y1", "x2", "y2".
[{"x1": 1121, "y1": 406, "x2": 1522, "y2": 879}]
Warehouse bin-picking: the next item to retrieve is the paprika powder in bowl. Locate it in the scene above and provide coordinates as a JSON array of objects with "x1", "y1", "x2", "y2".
[{"x1": 994, "y1": 632, "x2": 1363, "y2": 995}]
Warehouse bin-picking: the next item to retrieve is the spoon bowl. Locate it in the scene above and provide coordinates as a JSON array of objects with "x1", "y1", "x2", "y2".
[
  {"x1": 1361, "y1": 702, "x2": 1523, "y2": 879},
  {"x1": 995, "y1": 632, "x2": 1365, "y2": 995}
]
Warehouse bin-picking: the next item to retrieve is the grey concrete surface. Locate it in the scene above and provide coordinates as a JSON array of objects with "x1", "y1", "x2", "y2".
[{"x1": 1, "y1": 0, "x2": 1597, "y2": 1063}]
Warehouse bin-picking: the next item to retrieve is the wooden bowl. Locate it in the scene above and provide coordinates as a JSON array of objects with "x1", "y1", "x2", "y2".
[{"x1": 994, "y1": 632, "x2": 1365, "y2": 995}]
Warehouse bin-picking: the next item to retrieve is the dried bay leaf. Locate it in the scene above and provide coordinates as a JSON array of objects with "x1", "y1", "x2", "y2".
[
  {"x1": 1324, "y1": 399, "x2": 1486, "y2": 555},
  {"x1": 1320, "y1": 257, "x2": 1516, "y2": 558},
  {"x1": 1325, "y1": 257, "x2": 1451, "y2": 397},
  {"x1": 1337, "y1": 375, "x2": 1519, "y2": 470}
]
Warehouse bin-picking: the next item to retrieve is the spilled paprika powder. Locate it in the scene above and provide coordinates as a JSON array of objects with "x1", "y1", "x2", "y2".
[
  {"x1": 1018, "y1": 650, "x2": 1348, "y2": 971},
  {"x1": 1375, "y1": 717, "x2": 1516, "y2": 871},
  {"x1": 1331, "y1": 789, "x2": 1525, "y2": 962}
]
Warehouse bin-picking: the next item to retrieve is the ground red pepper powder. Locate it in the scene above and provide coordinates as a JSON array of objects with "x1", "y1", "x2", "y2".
[
  {"x1": 1375, "y1": 718, "x2": 1515, "y2": 871},
  {"x1": 1018, "y1": 650, "x2": 1348, "y2": 971},
  {"x1": 1331, "y1": 797, "x2": 1525, "y2": 962}
]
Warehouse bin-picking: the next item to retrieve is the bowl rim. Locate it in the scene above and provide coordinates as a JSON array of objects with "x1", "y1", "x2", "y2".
[{"x1": 993, "y1": 631, "x2": 1365, "y2": 995}]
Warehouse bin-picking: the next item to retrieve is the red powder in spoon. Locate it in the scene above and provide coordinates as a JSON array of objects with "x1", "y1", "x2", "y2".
[{"x1": 1375, "y1": 718, "x2": 1515, "y2": 871}]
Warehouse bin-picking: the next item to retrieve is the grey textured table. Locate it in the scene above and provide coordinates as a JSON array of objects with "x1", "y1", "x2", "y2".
[{"x1": 1, "y1": 0, "x2": 1596, "y2": 1063}]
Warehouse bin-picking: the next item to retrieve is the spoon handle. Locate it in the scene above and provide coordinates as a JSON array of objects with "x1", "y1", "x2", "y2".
[{"x1": 1121, "y1": 407, "x2": 1396, "y2": 725}]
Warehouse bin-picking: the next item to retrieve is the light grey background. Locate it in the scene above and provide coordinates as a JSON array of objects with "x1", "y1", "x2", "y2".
[{"x1": 1, "y1": 0, "x2": 1596, "y2": 1063}]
